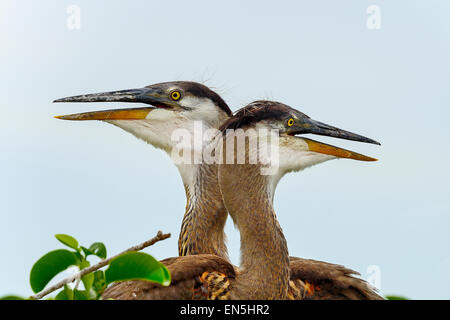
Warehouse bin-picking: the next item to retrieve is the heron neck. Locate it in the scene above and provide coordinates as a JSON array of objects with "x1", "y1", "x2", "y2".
[
  {"x1": 219, "y1": 163, "x2": 290, "y2": 299},
  {"x1": 178, "y1": 163, "x2": 229, "y2": 261}
]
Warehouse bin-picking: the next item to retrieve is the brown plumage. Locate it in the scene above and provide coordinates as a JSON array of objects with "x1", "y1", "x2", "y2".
[
  {"x1": 103, "y1": 255, "x2": 235, "y2": 300},
  {"x1": 288, "y1": 258, "x2": 381, "y2": 300},
  {"x1": 102, "y1": 256, "x2": 380, "y2": 300},
  {"x1": 178, "y1": 163, "x2": 229, "y2": 260},
  {"x1": 105, "y1": 159, "x2": 292, "y2": 299}
]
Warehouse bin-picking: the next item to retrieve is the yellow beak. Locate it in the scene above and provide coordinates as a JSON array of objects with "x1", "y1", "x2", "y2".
[
  {"x1": 304, "y1": 138, "x2": 377, "y2": 161},
  {"x1": 55, "y1": 107, "x2": 153, "y2": 121}
]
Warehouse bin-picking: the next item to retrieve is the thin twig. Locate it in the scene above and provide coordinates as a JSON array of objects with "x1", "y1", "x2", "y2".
[{"x1": 30, "y1": 230, "x2": 171, "y2": 300}]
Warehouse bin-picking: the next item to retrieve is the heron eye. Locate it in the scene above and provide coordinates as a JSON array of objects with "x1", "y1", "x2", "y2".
[
  {"x1": 170, "y1": 91, "x2": 181, "y2": 101},
  {"x1": 287, "y1": 118, "x2": 295, "y2": 127}
]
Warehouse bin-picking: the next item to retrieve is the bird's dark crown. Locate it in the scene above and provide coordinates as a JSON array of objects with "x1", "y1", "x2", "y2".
[
  {"x1": 148, "y1": 81, "x2": 232, "y2": 116},
  {"x1": 220, "y1": 100, "x2": 306, "y2": 132}
]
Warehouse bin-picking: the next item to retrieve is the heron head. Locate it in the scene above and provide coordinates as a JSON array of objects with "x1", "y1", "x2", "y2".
[
  {"x1": 219, "y1": 100, "x2": 380, "y2": 183},
  {"x1": 54, "y1": 81, "x2": 232, "y2": 152}
]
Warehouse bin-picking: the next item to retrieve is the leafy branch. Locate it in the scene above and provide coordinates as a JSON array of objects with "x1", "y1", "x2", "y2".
[{"x1": 19, "y1": 230, "x2": 171, "y2": 300}]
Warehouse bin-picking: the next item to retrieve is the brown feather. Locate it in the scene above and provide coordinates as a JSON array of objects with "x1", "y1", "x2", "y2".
[
  {"x1": 102, "y1": 254, "x2": 235, "y2": 300},
  {"x1": 288, "y1": 257, "x2": 383, "y2": 300},
  {"x1": 102, "y1": 255, "x2": 383, "y2": 300}
]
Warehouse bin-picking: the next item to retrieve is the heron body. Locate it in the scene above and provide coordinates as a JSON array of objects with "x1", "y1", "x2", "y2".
[
  {"x1": 56, "y1": 82, "x2": 382, "y2": 299},
  {"x1": 56, "y1": 81, "x2": 232, "y2": 260}
]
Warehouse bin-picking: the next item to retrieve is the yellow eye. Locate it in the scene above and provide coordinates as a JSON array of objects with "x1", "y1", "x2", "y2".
[
  {"x1": 287, "y1": 118, "x2": 295, "y2": 127},
  {"x1": 170, "y1": 90, "x2": 181, "y2": 101}
]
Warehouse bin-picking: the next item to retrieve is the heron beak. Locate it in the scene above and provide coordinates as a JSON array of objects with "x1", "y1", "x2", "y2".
[
  {"x1": 288, "y1": 117, "x2": 380, "y2": 161},
  {"x1": 53, "y1": 87, "x2": 175, "y2": 121},
  {"x1": 302, "y1": 138, "x2": 378, "y2": 161},
  {"x1": 54, "y1": 107, "x2": 154, "y2": 120}
]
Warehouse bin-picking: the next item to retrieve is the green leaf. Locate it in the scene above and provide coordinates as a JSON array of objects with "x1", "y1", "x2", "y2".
[
  {"x1": 73, "y1": 289, "x2": 89, "y2": 300},
  {"x1": 93, "y1": 271, "x2": 106, "y2": 293},
  {"x1": 30, "y1": 249, "x2": 79, "y2": 293},
  {"x1": 55, "y1": 285, "x2": 74, "y2": 300},
  {"x1": 54, "y1": 290, "x2": 67, "y2": 300},
  {"x1": 82, "y1": 273, "x2": 94, "y2": 292},
  {"x1": 74, "y1": 251, "x2": 83, "y2": 262},
  {"x1": 55, "y1": 234, "x2": 79, "y2": 250},
  {"x1": 0, "y1": 295, "x2": 25, "y2": 300},
  {"x1": 79, "y1": 260, "x2": 90, "y2": 270},
  {"x1": 77, "y1": 260, "x2": 93, "y2": 291},
  {"x1": 105, "y1": 252, "x2": 170, "y2": 286},
  {"x1": 89, "y1": 242, "x2": 107, "y2": 259},
  {"x1": 81, "y1": 246, "x2": 93, "y2": 257},
  {"x1": 385, "y1": 295, "x2": 409, "y2": 300}
]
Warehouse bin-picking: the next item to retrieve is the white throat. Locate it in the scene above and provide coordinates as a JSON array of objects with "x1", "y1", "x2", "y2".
[
  {"x1": 105, "y1": 98, "x2": 230, "y2": 187},
  {"x1": 245, "y1": 133, "x2": 336, "y2": 201}
]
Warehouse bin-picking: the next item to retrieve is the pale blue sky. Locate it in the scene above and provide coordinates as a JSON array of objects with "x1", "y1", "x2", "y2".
[{"x1": 1, "y1": 0, "x2": 449, "y2": 299}]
